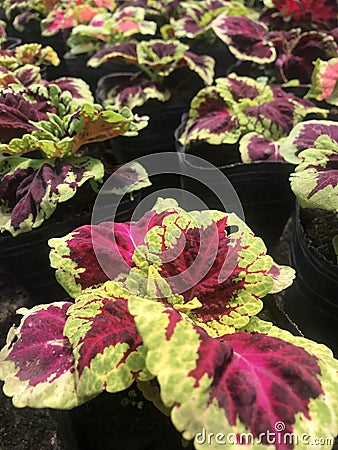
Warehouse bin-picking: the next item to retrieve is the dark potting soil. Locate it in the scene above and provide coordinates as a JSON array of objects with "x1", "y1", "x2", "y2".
[{"x1": 301, "y1": 208, "x2": 338, "y2": 265}]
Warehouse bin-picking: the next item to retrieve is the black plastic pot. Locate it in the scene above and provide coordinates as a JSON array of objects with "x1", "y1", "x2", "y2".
[
  {"x1": 189, "y1": 39, "x2": 237, "y2": 78},
  {"x1": 96, "y1": 72, "x2": 199, "y2": 163},
  {"x1": 175, "y1": 119, "x2": 295, "y2": 250},
  {"x1": 283, "y1": 204, "x2": 338, "y2": 355},
  {"x1": 0, "y1": 193, "x2": 140, "y2": 305},
  {"x1": 54, "y1": 385, "x2": 193, "y2": 450},
  {"x1": 3, "y1": 36, "x2": 21, "y2": 50},
  {"x1": 64, "y1": 52, "x2": 137, "y2": 93}
]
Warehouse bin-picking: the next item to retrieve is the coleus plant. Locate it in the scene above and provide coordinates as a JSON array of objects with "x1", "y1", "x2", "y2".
[
  {"x1": 66, "y1": 5, "x2": 157, "y2": 55},
  {"x1": 88, "y1": 39, "x2": 215, "y2": 109},
  {"x1": 40, "y1": 0, "x2": 116, "y2": 37},
  {"x1": 178, "y1": 73, "x2": 327, "y2": 163},
  {"x1": 0, "y1": 43, "x2": 60, "y2": 70},
  {"x1": 307, "y1": 58, "x2": 338, "y2": 107},
  {"x1": 1, "y1": 198, "x2": 338, "y2": 450},
  {"x1": 0, "y1": 0, "x2": 115, "y2": 34},
  {"x1": 160, "y1": 0, "x2": 257, "y2": 44},
  {"x1": 280, "y1": 120, "x2": 338, "y2": 212},
  {"x1": 260, "y1": 0, "x2": 338, "y2": 32},
  {"x1": 0, "y1": 0, "x2": 59, "y2": 31},
  {"x1": 211, "y1": 15, "x2": 338, "y2": 83},
  {"x1": 0, "y1": 79, "x2": 149, "y2": 235}
]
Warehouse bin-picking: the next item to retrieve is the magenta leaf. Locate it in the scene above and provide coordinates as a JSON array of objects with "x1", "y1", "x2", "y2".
[
  {"x1": 87, "y1": 41, "x2": 138, "y2": 68},
  {"x1": 212, "y1": 15, "x2": 277, "y2": 64},
  {"x1": 130, "y1": 299, "x2": 338, "y2": 449},
  {"x1": 64, "y1": 282, "x2": 153, "y2": 399},
  {"x1": 239, "y1": 133, "x2": 283, "y2": 163},
  {"x1": 0, "y1": 302, "x2": 85, "y2": 409},
  {"x1": 136, "y1": 206, "x2": 295, "y2": 335},
  {"x1": 49, "y1": 208, "x2": 170, "y2": 297},
  {"x1": 102, "y1": 73, "x2": 171, "y2": 109},
  {"x1": 180, "y1": 74, "x2": 326, "y2": 149}
]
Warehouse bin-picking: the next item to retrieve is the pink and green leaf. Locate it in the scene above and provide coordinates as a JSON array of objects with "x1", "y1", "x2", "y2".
[
  {"x1": 48, "y1": 206, "x2": 161, "y2": 298},
  {"x1": 0, "y1": 156, "x2": 103, "y2": 236},
  {"x1": 129, "y1": 298, "x2": 338, "y2": 449},
  {"x1": 181, "y1": 74, "x2": 327, "y2": 148},
  {"x1": 307, "y1": 58, "x2": 338, "y2": 106},
  {"x1": 64, "y1": 282, "x2": 153, "y2": 399},
  {"x1": 280, "y1": 121, "x2": 338, "y2": 211},
  {"x1": 239, "y1": 133, "x2": 283, "y2": 163},
  {"x1": 138, "y1": 208, "x2": 295, "y2": 336},
  {"x1": 0, "y1": 302, "x2": 85, "y2": 409},
  {"x1": 103, "y1": 74, "x2": 171, "y2": 109},
  {"x1": 87, "y1": 41, "x2": 138, "y2": 68}
]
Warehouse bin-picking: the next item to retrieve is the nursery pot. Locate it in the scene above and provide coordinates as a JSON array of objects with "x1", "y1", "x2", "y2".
[
  {"x1": 188, "y1": 39, "x2": 236, "y2": 78},
  {"x1": 96, "y1": 72, "x2": 198, "y2": 162},
  {"x1": 3, "y1": 36, "x2": 21, "y2": 50},
  {"x1": 54, "y1": 386, "x2": 193, "y2": 450},
  {"x1": 96, "y1": 72, "x2": 198, "y2": 196},
  {"x1": 64, "y1": 52, "x2": 137, "y2": 93},
  {"x1": 175, "y1": 117, "x2": 295, "y2": 250},
  {"x1": 283, "y1": 204, "x2": 338, "y2": 355},
  {"x1": 0, "y1": 192, "x2": 140, "y2": 305}
]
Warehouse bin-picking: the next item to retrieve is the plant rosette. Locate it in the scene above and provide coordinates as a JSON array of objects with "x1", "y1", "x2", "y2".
[
  {"x1": 66, "y1": 5, "x2": 157, "y2": 56},
  {"x1": 160, "y1": 0, "x2": 257, "y2": 45},
  {"x1": 0, "y1": 77, "x2": 150, "y2": 236},
  {"x1": 0, "y1": 42, "x2": 60, "y2": 70},
  {"x1": 211, "y1": 15, "x2": 338, "y2": 84},
  {"x1": 178, "y1": 73, "x2": 327, "y2": 165},
  {"x1": 40, "y1": 0, "x2": 116, "y2": 37},
  {"x1": 89, "y1": 39, "x2": 215, "y2": 109},
  {"x1": 1, "y1": 198, "x2": 338, "y2": 449}
]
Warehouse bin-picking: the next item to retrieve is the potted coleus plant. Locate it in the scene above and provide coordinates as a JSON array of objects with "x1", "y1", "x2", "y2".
[
  {"x1": 306, "y1": 57, "x2": 338, "y2": 120},
  {"x1": 0, "y1": 42, "x2": 60, "y2": 72},
  {"x1": 175, "y1": 73, "x2": 327, "y2": 247},
  {"x1": 160, "y1": 0, "x2": 257, "y2": 77},
  {"x1": 64, "y1": 4, "x2": 158, "y2": 91},
  {"x1": 89, "y1": 38, "x2": 215, "y2": 162},
  {"x1": 0, "y1": 0, "x2": 70, "y2": 78},
  {"x1": 1, "y1": 198, "x2": 338, "y2": 449},
  {"x1": 0, "y1": 72, "x2": 150, "y2": 302},
  {"x1": 259, "y1": 0, "x2": 338, "y2": 32},
  {"x1": 211, "y1": 14, "x2": 338, "y2": 84},
  {"x1": 279, "y1": 119, "x2": 338, "y2": 352}
]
